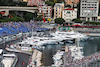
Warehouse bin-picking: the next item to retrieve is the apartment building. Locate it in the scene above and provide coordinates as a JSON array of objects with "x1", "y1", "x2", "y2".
[
  {"x1": 80, "y1": 0, "x2": 99, "y2": 21},
  {"x1": 27, "y1": 0, "x2": 42, "y2": 6},
  {"x1": 38, "y1": 4, "x2": 52, "y2": 19},
  {"x1": 62, "y1": 8, "x2": 77, "y2": 22},
  {"x1": 65, "y1": 0, "x2": 79, "y2": 7},
  {"x1": 54, "y1": 3, "x2": 64, "y2": 19}
]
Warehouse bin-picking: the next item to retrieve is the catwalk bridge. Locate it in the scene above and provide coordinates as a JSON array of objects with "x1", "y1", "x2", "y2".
[{"x1": 0, "y1": 6, "x2": 38, "y2": 13}]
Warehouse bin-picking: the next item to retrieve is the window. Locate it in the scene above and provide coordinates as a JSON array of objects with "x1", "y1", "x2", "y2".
[{"x1": 67, "y1": 11, "x2": 70, "y2": 13}]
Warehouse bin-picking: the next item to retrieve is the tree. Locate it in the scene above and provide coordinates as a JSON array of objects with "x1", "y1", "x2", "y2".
[
  {"x1": 84, "y1": 21, "x2": 100, "y2": 25},
  {"x1": 24, "y1": 12, "x2": 36, "y2": 21},
  {"x1": 77, "y1": 2, "x2": 80, "y2": 18},
  {"x1": 54, "y1": 0, "x2": 58, "y2": 3},
  {"x1": 72, "y1": 19, "x2": 82, "y2": 23},
  {"x1": 45, "y1": 1, "x2": 55, "y2": 6},
  {"x1": 55, "y1": 18, "x2": 65, "y2": 24},
  {"x1": 34, "y1": 15, "x2": 43, "y2": 21}
]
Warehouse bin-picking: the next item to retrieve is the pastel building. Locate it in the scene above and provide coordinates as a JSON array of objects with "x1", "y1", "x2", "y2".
[
  {"x1": 27, "y1": 0, "x2": 42, "y2": 6},
  {"x1": 23, "y1": 0, "x2": 28, "y2": 2},
  {"x1": 62, "y1": 8, "x2": 77, "y2": 22},
  {"x1": 54, "y1": 3, "x2": 64, "y2": 19},
  {"x1": 65, "y1": 0, "x2": 80, "y2": 7},
  {"x1": 38, "y1": 4, "x2": 52, "y2": 19}
]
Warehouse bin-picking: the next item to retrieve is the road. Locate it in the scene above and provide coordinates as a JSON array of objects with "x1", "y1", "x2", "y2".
[
  {"x1": 15, "y1": 53, "x2": 30, "y2": 67},
  {"x1": 0, "y1": 38, "x2": 30, "y2": 67}
]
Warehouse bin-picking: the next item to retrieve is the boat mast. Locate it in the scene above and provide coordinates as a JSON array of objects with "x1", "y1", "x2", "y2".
[{"x1": 32, "y1": 26, "x2": 33, "y2": 38}]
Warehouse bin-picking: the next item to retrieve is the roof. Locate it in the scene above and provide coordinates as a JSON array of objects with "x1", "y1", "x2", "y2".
[
  {"x1": 3, "y1": 54, "x2": 16, "y2": 57},
  {"x1": 64, "y1": 8, "x2": 74, "y2": 10}
]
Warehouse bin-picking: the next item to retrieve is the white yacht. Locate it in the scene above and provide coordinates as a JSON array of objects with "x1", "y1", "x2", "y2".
[
  {"x1": 68, "y1": 45, "x2": 84, "y2": 60},
  {"x1": 52, "y1": 50, "x2": 64, "y2": 67},
  {"x1": 50, "y1": 30, "x2": 89, "y2": 41}
]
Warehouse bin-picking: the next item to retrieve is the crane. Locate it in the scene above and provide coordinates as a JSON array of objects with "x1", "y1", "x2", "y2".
[{"x1": 40, "y1": 4, "x2": 46, "y2": 22}]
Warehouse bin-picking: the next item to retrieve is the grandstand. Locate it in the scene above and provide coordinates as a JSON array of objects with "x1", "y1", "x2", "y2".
[{"x1": 0, "y1": 21, "x2": 49, "y2": 37}]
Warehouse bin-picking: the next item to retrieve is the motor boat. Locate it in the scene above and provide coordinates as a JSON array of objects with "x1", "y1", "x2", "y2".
[
  {"x1": 68, "y1": 45, "x2": 84, "y2": 60},
  {"x1": 52, "y1": 50, "x2": 64, "y2": 66},
  {"x1": 50, "y1": 30, "x2": 89, "y2": 41}
]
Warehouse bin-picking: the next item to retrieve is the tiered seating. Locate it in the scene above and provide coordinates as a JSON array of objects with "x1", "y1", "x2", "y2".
[{"x1": 0, "y1": 21, "x2": 48, "y2": 37}]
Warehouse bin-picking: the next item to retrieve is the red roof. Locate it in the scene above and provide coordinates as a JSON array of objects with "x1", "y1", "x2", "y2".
[{"x1": 64, "y1": 8, "x2": 74, "y2": 10}]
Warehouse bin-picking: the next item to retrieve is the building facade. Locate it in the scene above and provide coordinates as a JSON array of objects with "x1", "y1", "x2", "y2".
[
  {"x1": 23, "y1": 0, "x2": 28, "y2": 2},
  {"x1": 62, "y1": 8, "x2": 77, "y2": 22},
  {"x1": 54, "y1": 3, "x2": 64, "y2": 19},
  {"x1": 80, "y1": 0, "x2": 99, "y2": 21},
  {"x1": 27, "y1": 0, "x2": 42, "y2": 6},
  {"x1": 38, "y1": 4, "x2": 52, "y2": 19},
  {"x1": 65, "y1": 0, "x2": 79, "y2": 7}
]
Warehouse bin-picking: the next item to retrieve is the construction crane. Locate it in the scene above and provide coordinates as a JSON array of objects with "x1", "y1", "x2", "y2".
[{"x1": 40, "y1": 4, "x2": 46, "y2": 22}]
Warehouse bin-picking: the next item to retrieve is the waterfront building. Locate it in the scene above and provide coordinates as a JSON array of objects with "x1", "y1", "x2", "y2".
[
  {"x1": 54, "y1": 3, "x2": 64, "y2": 19},
  {"x1": 80, "y1": 0, "x2": 99, "y2": 21},
  {"x1": 38, "y1": 4, "x2": 52, "y2": 19},
  {"x1": 65, "y1": 0, "x2": 79, "y2": 7},
  {"x1": 23, "y1": 0, "x2": 28, "y2": 2},
  {"x1": 27, "y1": 0, "x2": 42, "y2": 6},
  {"x1": 62, "y1": 8, "x2": 77, "y2": 22}
]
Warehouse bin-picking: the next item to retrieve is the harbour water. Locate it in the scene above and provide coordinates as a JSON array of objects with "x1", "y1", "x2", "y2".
[
  {"x1": 42, "y1": 36, "x2": 100, "y2": 66},
  {"x1": 0, "y1": 36, "x2": 100, "y2": 66}
]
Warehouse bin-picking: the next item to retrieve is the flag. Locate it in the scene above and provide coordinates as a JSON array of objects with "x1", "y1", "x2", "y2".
[{"x1": 47, "y1": 18, "x2": 51, "y2": 21}]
